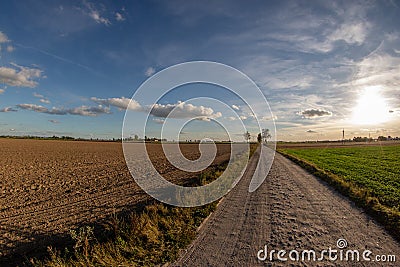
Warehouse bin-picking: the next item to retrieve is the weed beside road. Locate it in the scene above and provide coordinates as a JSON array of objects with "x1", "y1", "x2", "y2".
[{"x1": 31, "y1": 144, "x2": 258, "y2": 266}]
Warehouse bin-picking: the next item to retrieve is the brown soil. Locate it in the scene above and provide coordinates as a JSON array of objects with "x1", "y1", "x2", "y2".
[{"x1": 0, "y1": 139, "x2": 231, "y2": 263}]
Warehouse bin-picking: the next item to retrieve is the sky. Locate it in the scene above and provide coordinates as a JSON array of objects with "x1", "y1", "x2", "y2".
[{"x1": 0, "y1": 0, "x2": 399, "y2": 141}]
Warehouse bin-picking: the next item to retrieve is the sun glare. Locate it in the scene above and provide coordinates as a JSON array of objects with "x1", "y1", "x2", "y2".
[{"x1": 351, "y1": 86, "x2": 391, "y2": 125}]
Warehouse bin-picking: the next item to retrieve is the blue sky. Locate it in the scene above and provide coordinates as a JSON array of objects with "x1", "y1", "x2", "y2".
[{"x1": 0, "y1": 0, "x2": 399, "y2": 141}]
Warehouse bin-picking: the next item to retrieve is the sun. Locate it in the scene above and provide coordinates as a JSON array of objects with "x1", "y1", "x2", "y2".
[{"x1": 351, "y1": 86, "x2": 391, "y2": 125}]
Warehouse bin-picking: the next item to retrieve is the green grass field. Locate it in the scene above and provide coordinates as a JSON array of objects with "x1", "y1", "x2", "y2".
[{"x1": 279, "y1": 145, "x2": 400, "y2": 211}]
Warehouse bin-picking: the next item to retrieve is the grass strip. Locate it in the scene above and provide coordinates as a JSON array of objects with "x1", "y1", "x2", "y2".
[
  {"x1": 30, "y1": 144, "x2": 258, "y2": 266},
  {"x1": 277, "y1": 149, "x2": 400, "y2": 242}
]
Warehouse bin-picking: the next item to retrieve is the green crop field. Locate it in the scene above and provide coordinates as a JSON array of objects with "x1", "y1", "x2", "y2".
[{"x1": 279, "y1": 145, "x2": 400, "y2": 211}]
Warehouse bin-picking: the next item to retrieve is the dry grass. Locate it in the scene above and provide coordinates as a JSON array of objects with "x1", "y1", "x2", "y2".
[{"x1": 30, "y1": 144, "x2": 258, "y2": 266}]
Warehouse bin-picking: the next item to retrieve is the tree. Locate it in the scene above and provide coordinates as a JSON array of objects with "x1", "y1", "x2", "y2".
[
  {"x1": 134, "y1": 134, "x2": 139, "y2": 141},
  {"x1": 257, "y1": 133, "x2": 262, "y2": 143},
  {"x1": 377, "y1": 136, "x2": 387, "y2": 141},
  {"x1": 244, "y1": 131, "x2": 251, "y2": 143},
  {"x1": 261, "y1": 128, "x2": 271, "y2": 143}
]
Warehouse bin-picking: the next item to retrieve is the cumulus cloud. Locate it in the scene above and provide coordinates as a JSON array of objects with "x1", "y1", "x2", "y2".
[
  {"x1": 145, "y1": 67, "x2": 156, "y2": 77},
  {"x1": 0, "y1": 106, "x2": 17, "y2": 112},
  {"x1": 16, "y1": 103, "x2": 110, "y2": 116},
  {"x1": 91, "y1": 97, "x2": 142, "y2": 110},
  {"x1": 91, "y1": 97, "x2": 221, "y2": 121},
  {"x1": 0, "y1": 63, "x2": 43, "y2": 88},
  {"x1": 299, "y1": 109, "x2": 332, "y2": 118},
  {"x1": 68, "y1": 105, "x2": 111, "y2": 116},
  {"x1": 40, "y1": 99, "x2": 51, "y2": 104},
  {"x1": 231, "y1": 104, "x2": 240, "y2": 110},
  {"x1": 17, "y1": 104, "x2": 54, "y2": 113},
  {"x1": 148, "y1": 101, "x2": 222, "y2": 121}
]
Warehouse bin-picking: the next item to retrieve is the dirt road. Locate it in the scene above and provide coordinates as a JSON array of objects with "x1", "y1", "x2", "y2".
[{"x1": 174, "y1": 149, "x2": 400, "y2": 266}]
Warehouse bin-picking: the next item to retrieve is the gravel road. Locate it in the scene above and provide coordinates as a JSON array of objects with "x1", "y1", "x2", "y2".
[{"x1": 174, "y1": 148, "x2": 400, "y2": 266}]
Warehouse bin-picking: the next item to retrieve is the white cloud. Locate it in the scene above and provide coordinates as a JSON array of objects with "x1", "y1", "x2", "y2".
[
  {"x1": 40, "y1": 99, "x2": 51, "y2": 104},
  {"x1": 115, "y1": 12, "x2": 125, "y2": 21},
  {"x1": 266, "y1": 75, "x2": 314, "y2": 90},
  {"x1": 33, "y1": 92, "x2": 44, "y2": 98},
  {"x1": 153, "y1": 118, "x2": 165, "y2": 124},
  {"x1": 0, "y1": 31, "x2": 10, "y2": 43},
  {"x1": 17, "y1": 104, "x2": 49, "y2": 113},
  {"x1": 145, "y1": 67, "x2": 156, "y2": 77},
  {"x1": 267, "y1": 33, "x2": 334, "y2": 53},
  {"x1": 0, "y1": 106, "x2": 17, "y2": 112},
  {"x1": 92, "y1": 97, "x2": 222, "y2": 121},
  {"x1": 231, "y1": 104, "x2": 240, "y2": 110},
  {"x1": 6, "y1": 45, "x2": 14, "y2": 52},
  {"x1": 68, "y1": 105, "x2": 110, "y2": 116},
  {"x1": 260, "y1": 115, "x2": 278, "y2": 121},
  {"x1": 0, "y1": 63, "x2": 43, "y2": 88},
  {"x1": 91, "y1": 97, "x2": 142, "y2": 110},
  {"x1": 328, "y1": 22, "x2": 369, "y2": 45},
  {"x1": 148, "y1": 101, "x2": 222, "y2": 121},
  {"x1": 89, "y1": 10, "x2": 110, "y2": 25},
  {"x1": 16, "y1": 103, "x2": 110, "y2": 116},
  {"x1": 267, "y1": 21, "x2": 369, "y2": 54},
  {"x1": 351, "y1": 52, "x2": 400, "y2": 88},
  {"x1": 83, "y1": 1, "x2": 111, "y2": 26}
]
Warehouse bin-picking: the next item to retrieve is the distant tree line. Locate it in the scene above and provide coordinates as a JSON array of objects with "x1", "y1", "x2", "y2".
[
  {"x1": 352, "y1": 136, "x2": 400, "y2": 142},
  {"x1": 0, "y1": 135, "x2": 123, "y2": 142}
]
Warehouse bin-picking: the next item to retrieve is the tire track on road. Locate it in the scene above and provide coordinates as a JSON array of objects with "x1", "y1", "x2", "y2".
[{"x1": 174, "y1": 151, "x2": 400, "y2": 266}]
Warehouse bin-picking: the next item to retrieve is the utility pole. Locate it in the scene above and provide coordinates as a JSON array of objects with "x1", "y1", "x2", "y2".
[{"x1": 342, "y1": 129, "x2": 345, "y2": 145}]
